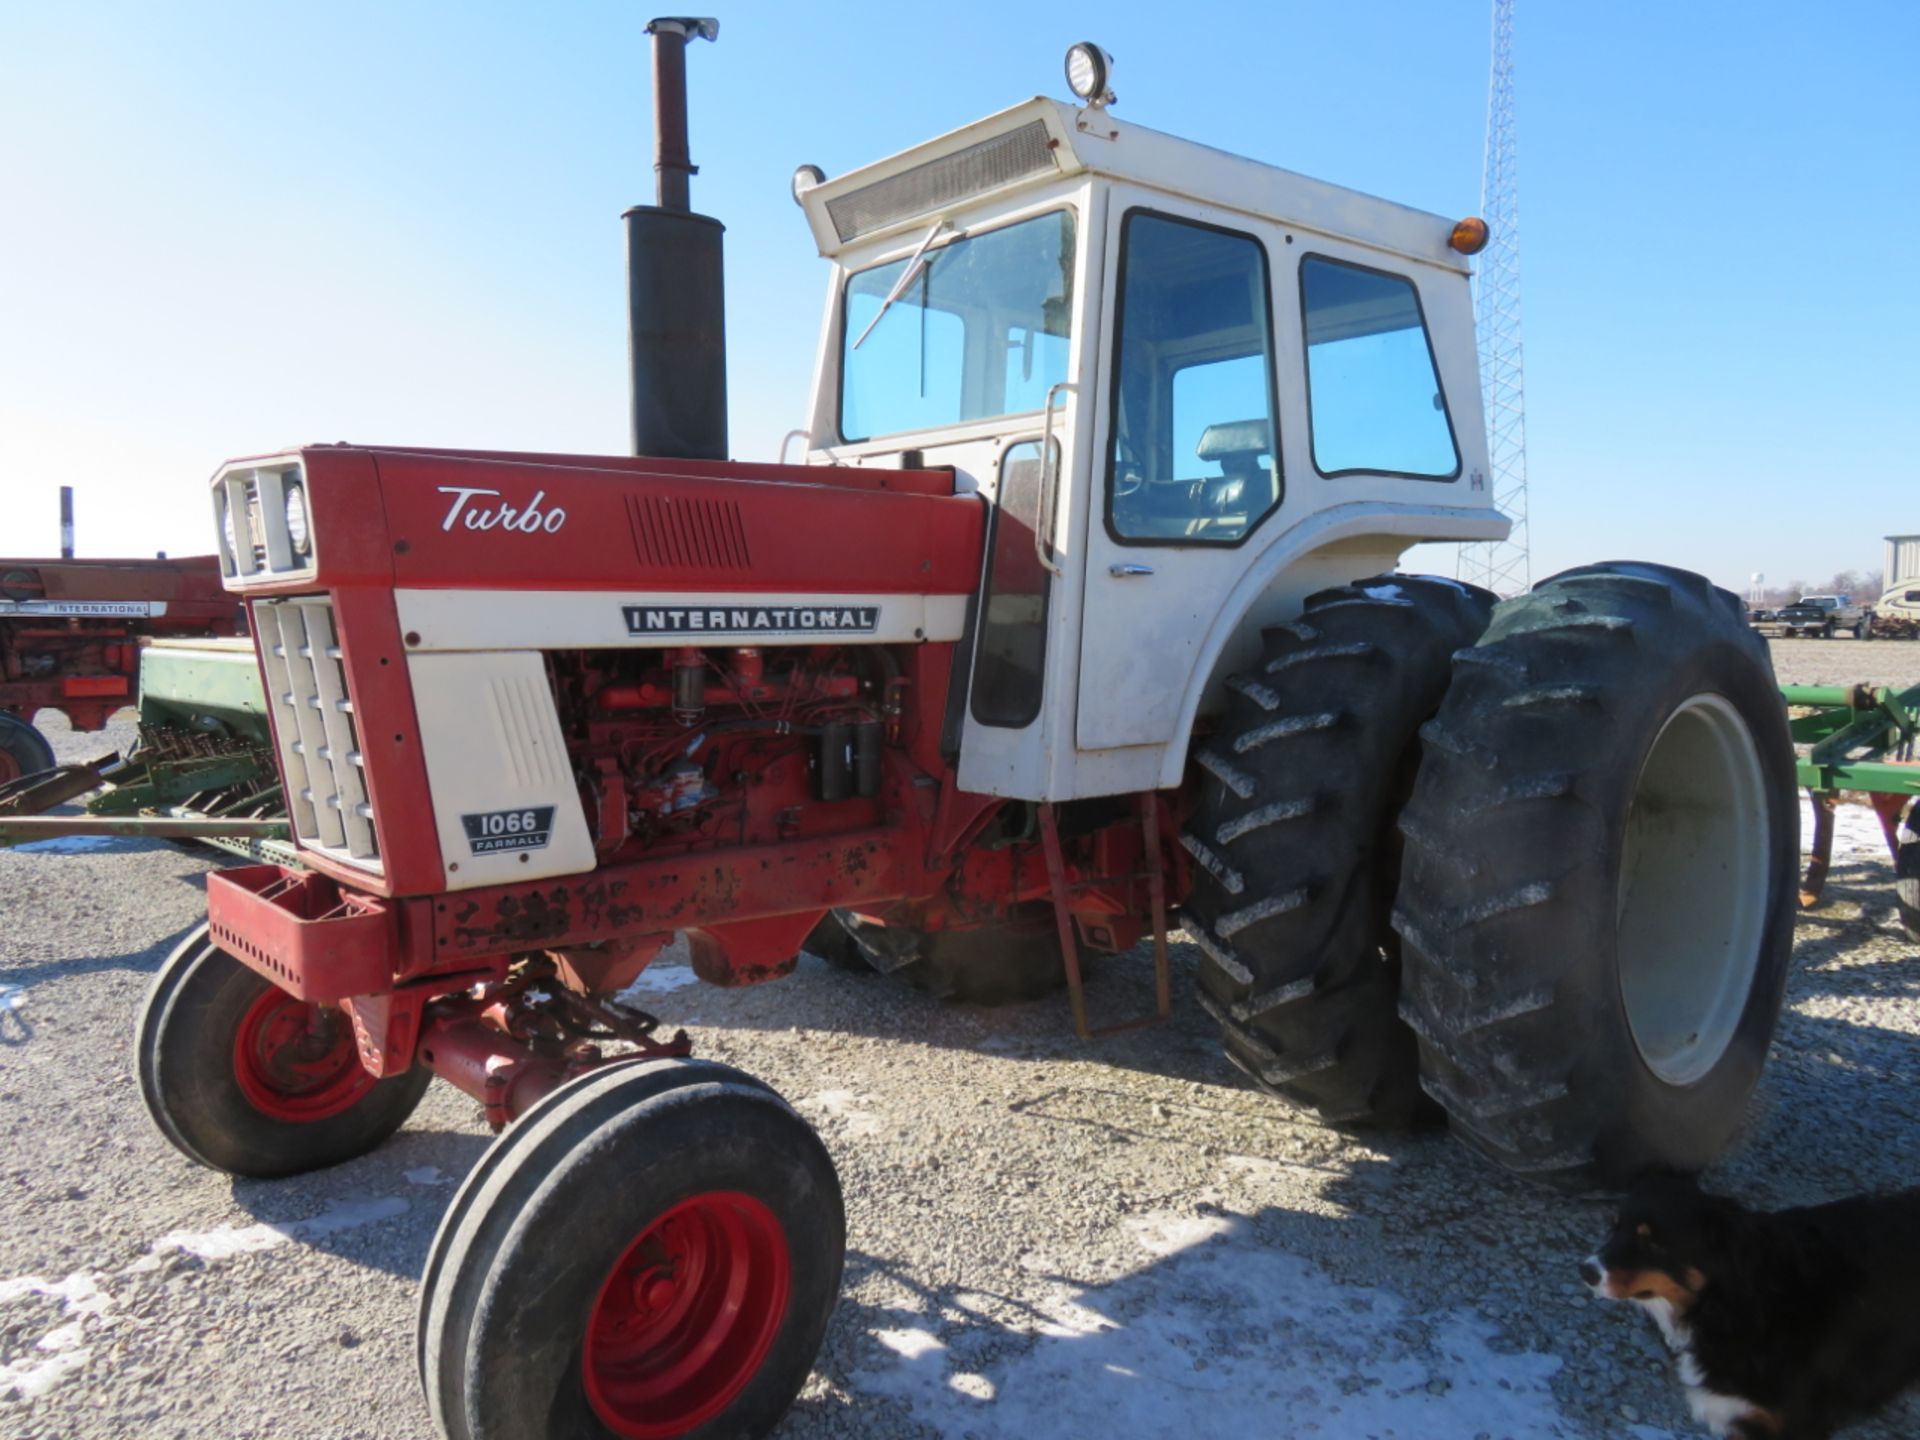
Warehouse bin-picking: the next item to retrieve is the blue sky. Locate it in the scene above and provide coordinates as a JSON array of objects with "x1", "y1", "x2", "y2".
[{"x1": 1, "y1": 1, "x2": 1913, "y2": 596}]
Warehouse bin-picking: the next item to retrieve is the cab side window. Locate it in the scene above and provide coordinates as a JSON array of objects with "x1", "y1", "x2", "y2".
[
  {"x1": 1106, "y1": 212, "x2": 1280, "y2": 544},
  {"x1": 1299, "y1": 255, "x2": 1459, "y2": 478},
  {"x1": 970, "y1": 440, "x2": 1055, "y2": 729}
]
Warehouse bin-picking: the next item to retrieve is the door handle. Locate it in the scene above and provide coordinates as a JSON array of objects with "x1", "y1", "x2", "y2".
[
  {"x1": 1035, "y1": 382, "x2": 1074, "y2": 578},
  {"x1": 1109, "y1": 563, "x2": 1155, "y2": 578}
]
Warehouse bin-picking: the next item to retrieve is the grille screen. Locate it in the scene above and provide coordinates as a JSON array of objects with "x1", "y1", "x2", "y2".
[
  {"x1": 627, "y1": 493, "x2": 752, "y2": 572},
  {"x1": 255, "y1": 597, "x2": 380, "y2": 869},
  {"x1": 826, "y1": 121, "x2": 1058, "y2": 243}
]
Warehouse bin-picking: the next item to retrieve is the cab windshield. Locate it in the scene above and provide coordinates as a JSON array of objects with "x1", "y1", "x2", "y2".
[{"x1": 840, "y1": 210, "x2": 1076, "y2": 443}]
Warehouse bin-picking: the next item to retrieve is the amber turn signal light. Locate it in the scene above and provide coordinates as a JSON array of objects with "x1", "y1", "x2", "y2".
[{"x1": 1449, "y1": 217, "x2": 1490, "y2": 255}]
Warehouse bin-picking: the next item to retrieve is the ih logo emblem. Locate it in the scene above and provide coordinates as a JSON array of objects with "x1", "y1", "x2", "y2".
[{"x1": 461, "y1": 806, "x2": 556, "y2": 855}]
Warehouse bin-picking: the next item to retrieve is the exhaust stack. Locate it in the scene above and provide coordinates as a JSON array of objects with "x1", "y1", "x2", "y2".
[{"x1": 625, "y1": 16, "x2": 727, "y2": 461}]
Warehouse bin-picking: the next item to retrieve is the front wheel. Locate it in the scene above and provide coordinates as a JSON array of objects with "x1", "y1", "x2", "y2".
[
  {"x1": 1395, "y1": 562, "x2": 1796, "y2": 1189},
  {"x1": 420, "y1": 1059, "x2": 843, "y2": 1440},
  {"x1": 0, "y1": 711, "x2": 56, "y2": 784},
  {"x1": 136, "y1": 925, "x2": 431, "y2": 1177}
]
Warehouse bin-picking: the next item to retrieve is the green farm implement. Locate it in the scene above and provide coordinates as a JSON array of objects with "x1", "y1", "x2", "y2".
[
  {"x1": 0, "y1": 638, "x2": 292, "y2": 862},
  {"x1": 1785, "y1": 682, "x2": 1919, "y2": 939}
]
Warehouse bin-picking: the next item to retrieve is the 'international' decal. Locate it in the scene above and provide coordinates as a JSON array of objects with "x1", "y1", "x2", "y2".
[
  {"x1": 0, "y1": 600, "x2": 164, "y2": 618},
  {"x1": 623, "y1": 605, "x2": 880, "y2": 637},
  {"x1": 461, "y1": 806, "x2": 556, "y2": 855}
]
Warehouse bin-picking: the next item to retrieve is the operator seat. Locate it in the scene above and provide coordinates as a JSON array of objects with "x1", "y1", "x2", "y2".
[{"x1": 1190, "y1": 419, "x2": 1271, "y2": 533}]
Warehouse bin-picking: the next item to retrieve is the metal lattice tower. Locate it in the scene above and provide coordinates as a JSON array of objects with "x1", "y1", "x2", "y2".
[{"x1": 1458, "y1": 0, "x2": 1531, "y2": 596}]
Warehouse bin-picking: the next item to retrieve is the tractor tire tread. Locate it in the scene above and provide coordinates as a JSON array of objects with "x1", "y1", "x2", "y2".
[{"x1": 1186, "y1": 573, "x2": 1497, "y2": 1128}]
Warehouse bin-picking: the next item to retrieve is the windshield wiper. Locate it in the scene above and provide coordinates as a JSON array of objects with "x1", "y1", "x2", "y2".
[{"x1": 851, "y1": 219, "x2": 952, "y2": 350}]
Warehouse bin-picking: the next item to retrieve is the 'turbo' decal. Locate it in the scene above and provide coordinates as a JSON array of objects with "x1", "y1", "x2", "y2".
[
  {"x1": 461, "y1": 806, "x2": 556, "y2": 855},
  {"x1": 623, "y1": 605, "x2": 880, "y2": 636}
]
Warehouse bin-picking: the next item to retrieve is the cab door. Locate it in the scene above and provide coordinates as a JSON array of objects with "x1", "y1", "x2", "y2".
[{"x1": 1076, "y1": 194, "x2": 1286, "y2": 752}]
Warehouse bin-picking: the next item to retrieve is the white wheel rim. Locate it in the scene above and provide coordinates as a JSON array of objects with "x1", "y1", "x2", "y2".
[{"x1": 1616, "y1": 692, "x2": 1770, "y2": 1086}]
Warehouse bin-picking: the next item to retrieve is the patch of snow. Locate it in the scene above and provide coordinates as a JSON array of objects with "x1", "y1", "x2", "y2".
[
  {"x1": 0, "y1": 983, "x2": 25, "y2": 1014},
  {"x1": 145, "y1": 1195, "x2": 409, "y2": 1263},
  {"x1": 1361, "y1": 582, "x2": 1409, "y2": 602},
  {"x1": 1400, "y1": 573, "x2": 1478, "y2": 597},
  {"x1": 875, "y1": 1327, "x2": 945, "y2": 1361},
  {"x1": 0, "y1": 1343, "x2": 93, "y2": 1399},
  {"x1": 0, "y1": 1271, "x2": 113, "y2": 1320},
  {"x1": 404, "y1": 1167, "x2": 446, "y2": 1186},
  {"x1": 853, "y1": 1209, "x2": 1578, "y2": 1439},
  {"x1": 14, "y1": 835, "x2": 128, "y2": 853},
  {"x1": 0, "y1": 1271, "x2": 114, "y2": 1400},
  {"x1": 1798, "y1": 796, "x2": 1893, "y2": 858},
  {"x1": 617, "y1": 964, "x2": 696, "y2": 997}
]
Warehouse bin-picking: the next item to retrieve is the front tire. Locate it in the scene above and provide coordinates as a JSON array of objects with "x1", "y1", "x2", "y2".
[
  {"x1": 1184, "y1": 574, "x2": 1497, "y2": 1126},
  {"x1": 1394, "y1": 562, "x2": 1796, "y2": 1189},
  {"x1": 421, "y1": 1059, "x2": 843, "y2": 1440},
  {"x1": 0, "y1": 711, "x2": 56, "y2": 784},
  {"x1": 136, "y1": 930, "x2": 430, "y2": 1177}
]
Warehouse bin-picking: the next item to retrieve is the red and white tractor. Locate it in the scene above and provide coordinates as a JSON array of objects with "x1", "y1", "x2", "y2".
[{"x1": 134, "y1": 26, "x2": 1797, "y2": 1440}]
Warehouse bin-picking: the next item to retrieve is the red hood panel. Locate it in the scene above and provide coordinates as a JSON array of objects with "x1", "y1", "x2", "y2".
[{"x1": 356, "y1": 448, "x2": 984, "y2": 595}]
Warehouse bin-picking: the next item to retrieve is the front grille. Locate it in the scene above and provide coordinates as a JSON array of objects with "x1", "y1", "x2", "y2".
[
  {"x1": 254, "y1": 597, "x2": 380, "y2": 869},
  {"x1": 826, "y1": 121, "x2": 1058, "y2": 243}
]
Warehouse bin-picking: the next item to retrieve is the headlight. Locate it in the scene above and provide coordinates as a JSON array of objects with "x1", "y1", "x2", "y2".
[
  {"x1": 1064, "y1": 43, "x2": 1116, "y2": 107},
  {"x1": 284, "y1": 479, "x2": 311, "y2": 555},
  {"x1": 220, "y1": 491, "x2": 238, "y2": 563}
]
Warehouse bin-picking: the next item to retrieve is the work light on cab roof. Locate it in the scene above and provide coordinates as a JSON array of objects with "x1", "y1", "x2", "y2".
[{"x1": 1064, "y1": 42, "x2": 1117, "y2": 108}]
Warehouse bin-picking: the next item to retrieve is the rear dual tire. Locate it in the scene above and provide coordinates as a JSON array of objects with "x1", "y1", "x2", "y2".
[
  {"x1": 1394, "y1": 562, "x2": 1797, "y2": 1189},
  {"x1": 1183, "y1": 575, "x2": 1498, "y2": 1125}
]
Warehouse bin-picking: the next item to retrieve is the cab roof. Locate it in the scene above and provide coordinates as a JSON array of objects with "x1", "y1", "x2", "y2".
[{"x1": 800, "y1": 98, "x2": 1472, "y2": 275}]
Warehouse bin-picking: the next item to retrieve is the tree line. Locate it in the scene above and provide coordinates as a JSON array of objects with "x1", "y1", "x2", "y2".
[{"x1": 1754, "y1": 570, "x2": 1886, "y2": 608}]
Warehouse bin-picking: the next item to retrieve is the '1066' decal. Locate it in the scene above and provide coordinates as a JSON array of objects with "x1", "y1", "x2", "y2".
[{"x1": 461, "y1": 806, "x2": 556, "y2": 855}]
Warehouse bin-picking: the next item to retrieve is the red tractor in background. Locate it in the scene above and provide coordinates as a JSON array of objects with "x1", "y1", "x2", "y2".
[
  {"x1": 132, "y1": 25, "x2": 1799, "y2": 1440},
  {"x1": 0, "y1": 554, "x2": 242, "y2": 779}
]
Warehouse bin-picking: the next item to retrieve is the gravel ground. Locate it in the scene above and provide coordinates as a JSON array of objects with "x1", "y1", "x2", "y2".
[{"x1": 2, "y1": 636, "x2": 1916, "y2": 1440}]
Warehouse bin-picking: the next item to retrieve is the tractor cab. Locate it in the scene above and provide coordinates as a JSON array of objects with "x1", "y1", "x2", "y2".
[{"x1": 792, "y1": 87, "x2": 1508, "y2": 802}]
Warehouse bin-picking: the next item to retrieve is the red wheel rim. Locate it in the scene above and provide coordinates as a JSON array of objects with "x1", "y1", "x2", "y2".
[
  {"x1": 0, "y1": 749, "x2": 23, "y2": 785},
  {"x1": 231, "y1": 989, "x2": 372, "y2": 1122},
  {"x1": 583, "y1": 1191, "x2": 792, "y2": 1439}
]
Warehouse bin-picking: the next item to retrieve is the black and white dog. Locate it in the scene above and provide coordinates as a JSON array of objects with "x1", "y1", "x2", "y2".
[{"x1": 1583, "y1": 1172, "x2": 1920, "y2": 1438}]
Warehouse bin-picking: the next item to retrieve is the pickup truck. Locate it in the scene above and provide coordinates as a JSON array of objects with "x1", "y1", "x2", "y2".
[{"x1": 1771, "y1": 594, "x2": 1872, "y2": 639}]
